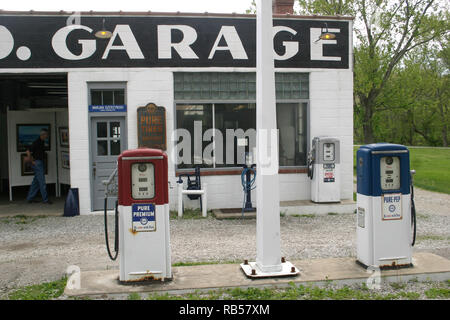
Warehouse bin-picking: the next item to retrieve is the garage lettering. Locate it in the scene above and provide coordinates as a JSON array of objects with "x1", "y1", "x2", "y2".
[
  {"x1": 51, "y1": 25, "x2": 96, "y2": 60},
  {"x1": 48, "y1": 24, "x2": 340, "y2": 62}
]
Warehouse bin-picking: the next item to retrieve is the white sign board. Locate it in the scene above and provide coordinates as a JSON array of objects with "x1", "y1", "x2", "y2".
[
  {"x1": 382, "y1": 193, "x2": 402, "y2": 220},
  {"x1": 357, "y1": 207, "x2": 365, "y2": 228},
  {"x1": 132, "y1": 204, "x2": 156, "y2": 232}
]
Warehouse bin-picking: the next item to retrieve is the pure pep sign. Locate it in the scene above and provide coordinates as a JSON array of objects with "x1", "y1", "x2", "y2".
[{"x1": 0, "y1": 15, "x2": 350, "y2": 69}]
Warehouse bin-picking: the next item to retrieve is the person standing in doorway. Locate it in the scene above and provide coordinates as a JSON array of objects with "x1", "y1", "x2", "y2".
[{"x1": 25, "y1": 128, "x2": 52, "y2": 204}]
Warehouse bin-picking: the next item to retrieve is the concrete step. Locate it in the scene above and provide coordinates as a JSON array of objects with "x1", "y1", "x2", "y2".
[
  {"x1": 280, "y1": 199, "x2": 356, "y2": 215},
  {"x1": 65, "y1": 252, "x2": 450, "y2": 297},
  {"x1": 212, "y1": 200, "x2": 356, "y2": 219}
]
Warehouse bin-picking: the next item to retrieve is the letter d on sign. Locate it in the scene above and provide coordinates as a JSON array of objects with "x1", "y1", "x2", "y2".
[{"x1": 0, "y1": 26, "x2": 14, "y2": 59}]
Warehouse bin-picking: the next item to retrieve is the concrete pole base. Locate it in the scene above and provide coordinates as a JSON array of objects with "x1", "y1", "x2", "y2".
[{"x1": 240, "y1": 260, "x2": 299, "y2": 278}]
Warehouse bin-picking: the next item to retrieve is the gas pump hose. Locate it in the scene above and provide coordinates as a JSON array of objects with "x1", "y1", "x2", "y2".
[
  {"x1": 104, "y1": 197, "x2": 119, "y2": 261},
  {"x1": 241, "y1": 167, "x2": 256, "y2": 192},
  {"x1": 411, "y1": 181, "x2": 417, "y2": 247},
  {"x1": 307, "y1": 156, "x2": 314, "y2": 180}
]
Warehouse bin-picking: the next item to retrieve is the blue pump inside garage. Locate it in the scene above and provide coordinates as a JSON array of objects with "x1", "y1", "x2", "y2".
[{"x1": 241, "y1": 163, "x2": 256, "y2": 217}]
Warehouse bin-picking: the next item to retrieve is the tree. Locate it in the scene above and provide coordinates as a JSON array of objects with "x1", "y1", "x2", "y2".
[
  {"x1": 297, "y1": 0, "x2": 355, "y2": 15},
  {"x1": 352, "y1": 39, "x2": 449, "y2": 147},
  {"x1": 437, "y1": 40, "x2": 450, "y2": 146},
  {"x1": 297, "y1": 0, "x2": 449, "y2": 143},
  {"x1": 246, "y1": 0, "x2": 257, "y2": 14},
  {"x1": 247, "y1": 1, "x2": 449, "y2": 145}
]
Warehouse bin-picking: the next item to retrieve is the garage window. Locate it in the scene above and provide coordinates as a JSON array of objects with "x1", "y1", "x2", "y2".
[{"x1": 174, "y1": 73, "x2": 309, "y2": 169}]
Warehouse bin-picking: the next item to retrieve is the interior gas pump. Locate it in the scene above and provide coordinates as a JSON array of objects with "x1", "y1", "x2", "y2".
[
  {"x1": 356, "y1": 143, "x2": 416, "y2": 269},
  {"x1": 241, "y1": 154, "x2": 256, "y2": 217},
  {"x1": 238, "y1": 138, "x2": 256, "y2": 217},
  {"x1": 104, "y1": 148, "x2": 171, "y2": 282},
  {"x1": 307, "y1": 137, "x2": 341, "y2": 203},
  {"x1": 176, "y1": 166, "x2": 202, "y2": 211}
]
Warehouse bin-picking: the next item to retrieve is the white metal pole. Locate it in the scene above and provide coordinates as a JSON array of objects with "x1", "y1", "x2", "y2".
[
  {"x1": 178, "y1": 183, "x2": 183, "y2": 218},
  {"x1": 255, "y1": 0, "x2": 282, "y2": 273},
  {"x1": 202, "y1": 183, "x2": 207, "y2": 218}
]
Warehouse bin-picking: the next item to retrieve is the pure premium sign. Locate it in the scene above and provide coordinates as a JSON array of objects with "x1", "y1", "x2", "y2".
[{"x1": 0, "y1": 14, "x2": 350, "y2": 69}]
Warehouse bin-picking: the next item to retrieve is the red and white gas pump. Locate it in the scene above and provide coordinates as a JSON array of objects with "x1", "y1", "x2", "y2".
[{"x1": 115, "y1": 148, "x2": 171, "y2": 282}]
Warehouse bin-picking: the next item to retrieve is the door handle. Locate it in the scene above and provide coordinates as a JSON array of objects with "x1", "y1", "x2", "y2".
[{"x1": 93, "y1": 167, "x2": 96, "y2": 178}]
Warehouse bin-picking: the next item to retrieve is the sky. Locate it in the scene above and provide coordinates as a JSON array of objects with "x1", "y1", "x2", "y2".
[{"x1": 1, "y1": 0, "x2": 254, "y2": 14}]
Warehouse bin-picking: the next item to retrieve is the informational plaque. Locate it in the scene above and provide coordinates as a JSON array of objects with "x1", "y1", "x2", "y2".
[{"x1": 137, "y1": 103, "x2": 166, "y2": 150}]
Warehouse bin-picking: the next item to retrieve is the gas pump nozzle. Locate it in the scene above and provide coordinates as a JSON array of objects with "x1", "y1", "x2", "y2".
[{"x1": 410, "y1": 170, "x2": 416, "y2": 182}]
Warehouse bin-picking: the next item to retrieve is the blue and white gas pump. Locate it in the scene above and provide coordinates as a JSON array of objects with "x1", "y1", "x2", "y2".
[{"x1": 356, "y1": 143, "x2": 416, "y2": 269}]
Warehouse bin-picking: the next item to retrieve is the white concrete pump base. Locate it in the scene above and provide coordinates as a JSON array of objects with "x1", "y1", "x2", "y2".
[{"x1": 240, "y1": 261, "x2": 299, "y2": 278}]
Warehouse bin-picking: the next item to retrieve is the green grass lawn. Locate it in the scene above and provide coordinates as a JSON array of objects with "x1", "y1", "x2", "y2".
[
  {"x1": 145, "y1": 281, "x2": 450, "y2": 300},
  {"x1": 353, "y1": 146, "x2": 450, "y2": 194},
  {"x1": 5, "y1": 277, "x2": 449, "y2": 300},
  {"x1": 5, "y1": 277, "x2": 67, "y2": 300}
]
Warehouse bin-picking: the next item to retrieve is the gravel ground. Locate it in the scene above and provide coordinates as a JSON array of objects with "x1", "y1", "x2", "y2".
[{"x1": 0, "y1": 187, "x2": 449, "y2": 298}]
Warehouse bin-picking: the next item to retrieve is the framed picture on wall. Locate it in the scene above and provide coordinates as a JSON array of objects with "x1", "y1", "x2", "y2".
[
  {"x1": 61, "y1": 151, "x2": 70, "y2": 169},
  {"x1": 59, "y1": 127, "x2": 69, "y2": 148},
  {"x1": 16, "y1": 124, "x2": 51, "y2": 152},
  {"x1": 20, "y1": 153, "x2": 48, "y2": 176},
  {"x1": 20, "y1": 153, "x2": 34, "y2": 176}
]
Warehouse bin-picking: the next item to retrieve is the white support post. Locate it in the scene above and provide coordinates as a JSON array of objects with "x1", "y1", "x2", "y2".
[
  {"x1": 256, "y1": 0, "x2": 281, "y2": 273},
  {"x1": 241, "y1": 0, "x2": 299, "y2": 278},
  {"x1": 177, "y1": 182, "x2": 207, "y2": 218},
  {"x1": 202, "y1": 183, "x2": 207, "y2": 218}
]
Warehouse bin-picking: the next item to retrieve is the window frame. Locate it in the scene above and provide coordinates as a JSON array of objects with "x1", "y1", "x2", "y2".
[
  {"x1": 90, "y1": 89, "x2": 126, "y2": 106},
  {"x1": 174, "y1": 98, "x2": 310, "y2": 173}
]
